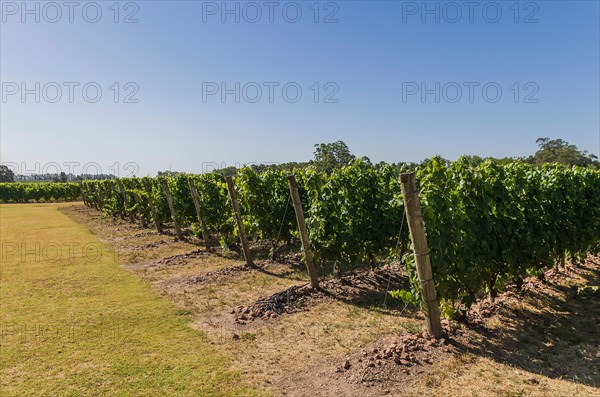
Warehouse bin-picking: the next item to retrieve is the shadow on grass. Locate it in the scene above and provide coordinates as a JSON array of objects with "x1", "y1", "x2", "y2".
[{"x1": 451, "y1": 261, "x2": 600, "y2": 387}]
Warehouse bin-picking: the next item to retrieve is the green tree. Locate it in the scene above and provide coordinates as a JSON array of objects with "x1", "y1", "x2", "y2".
[
  {"x1": 461, "y1": 155, "x2": 485, "y2": 167},
  {"x1": 0, "y1": 165, "x2": 15, "y2": 182},
  {"x1": 212, "y1": 166, "x2": 238, "y2": 178},
  {"x1": 532, "y1": 137, "x2": 599, "y2": 168},
  {"x1": 312, "y1": 141, "x2": 356, "y2": 173}
]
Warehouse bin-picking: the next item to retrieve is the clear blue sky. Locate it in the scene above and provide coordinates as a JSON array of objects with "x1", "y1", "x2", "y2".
[{"x1": 1, "y1": 0, "x2": 599, "y2": 176}]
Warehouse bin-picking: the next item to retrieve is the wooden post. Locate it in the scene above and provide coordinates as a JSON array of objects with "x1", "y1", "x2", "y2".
[
  {"x1": 117, "y1": 180, "x2": 134, "y2": 222},
  {"x1": 143, "y1": 179, "x2": 163, "y2": 233},
  {"x1": 110, "y1": 181, "x2": 125, "y2": 219},
  {"x1": 97, "y1": 181, "x2": 106, "y2": 209},
  {"x1": 225, "y1": 176, "x2": 253, "y2": 266},
  {"x1": 78, "y1": 181, "x2": 88, "y2": 206},
  {"x1": 95, "y1": 183, "x2": 103, "y2": 209},
  {"x1": 88, "y1": 183, "x2": 99, "y2": 210},
  {"x1": 400, "y1": 172, "x2": 443, "y2": 339},
  {"x1": 132, "y1": 191, "x2": 147, "y2": 228},
  {"x1": 161, "y1": 178, "x2": 183, "y2": 240},
  {"x1": 103, "y1": 183, "x2": 112, "y2": 211},
  {"x1": 88, "y1": 183, "x2": 94, "y2": 207},
  {"x1": 188, "y1": 178, "x2": 211, "y2": 251},
  {"x1": 83, "y1": 183, "x2": 93, "y2": 208},
  {"x1": 287, "y1": 175, "x2": 319, "y2": 289}
]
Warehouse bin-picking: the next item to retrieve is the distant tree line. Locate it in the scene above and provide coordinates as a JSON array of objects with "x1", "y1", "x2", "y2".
[
  {"x1": 197, "y1": 137, "x2": 600, "y2": 177},
  {"x1": 0, "y1": 168, "x2": 116, "y2": 183},
  {"x1": 9, "y1": 137, "x2": 594, "y2": 183}
]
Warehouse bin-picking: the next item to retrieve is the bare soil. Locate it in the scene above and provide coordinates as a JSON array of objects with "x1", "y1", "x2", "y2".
[{"x1": 61, "y1": 204, "x2": 600, "y2": 397}]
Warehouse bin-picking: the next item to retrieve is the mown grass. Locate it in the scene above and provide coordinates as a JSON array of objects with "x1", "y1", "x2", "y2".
[{"x1": 0, "y1": 203, "x2": 267, "y2": 397}]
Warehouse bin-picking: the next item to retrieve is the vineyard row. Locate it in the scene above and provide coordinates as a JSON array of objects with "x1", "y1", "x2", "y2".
[{"x1": 3, "y1": 158, "x2": 599, "y2": 309}]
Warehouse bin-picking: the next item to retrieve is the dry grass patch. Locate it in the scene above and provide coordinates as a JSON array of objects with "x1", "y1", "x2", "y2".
[{"x1": 1, "y1": 203, "x2": 266, "y2": 397}]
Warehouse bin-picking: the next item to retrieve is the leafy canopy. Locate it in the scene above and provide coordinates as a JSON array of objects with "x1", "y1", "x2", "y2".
[
  {"x1": 312, "y1": 141, "x2": 356, "y2": 173},
  {"x1": 0, "y1": 165, "x2": 15, "y2": 182},
  {"x1": 531, "y1": 137, "x2": 599, "y2": 168}
]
